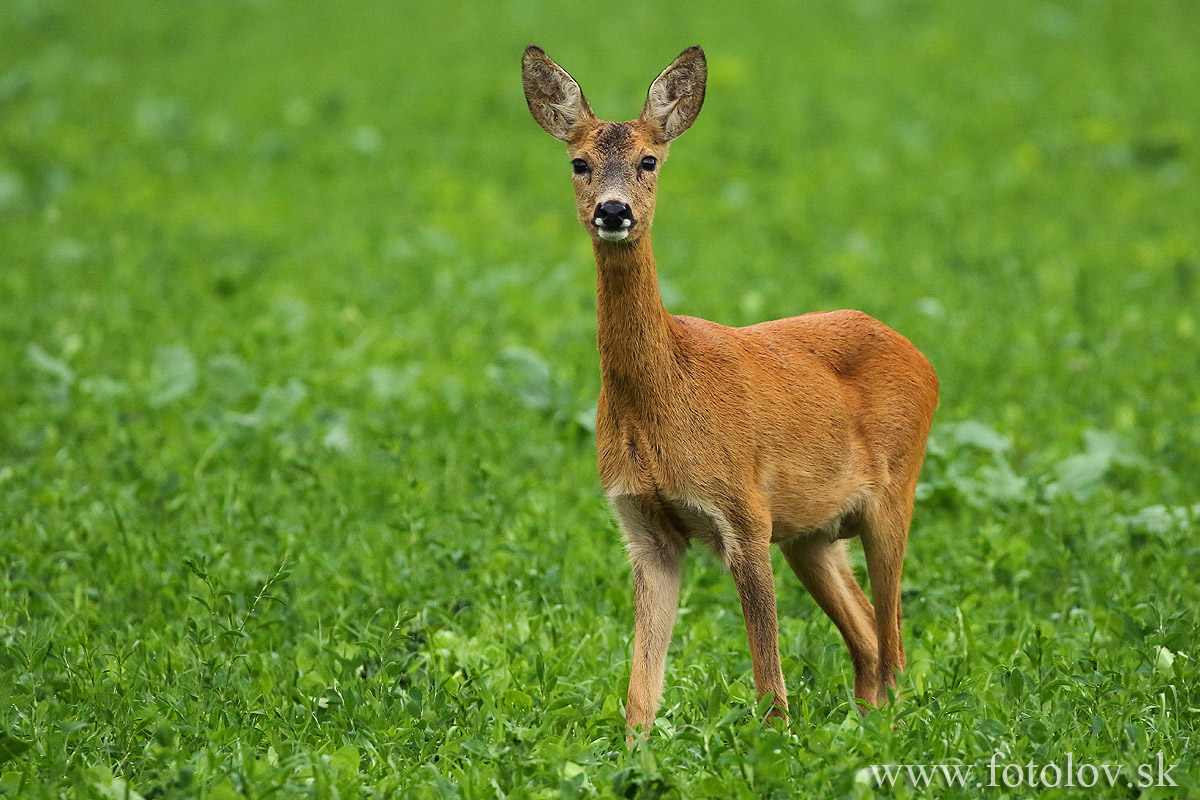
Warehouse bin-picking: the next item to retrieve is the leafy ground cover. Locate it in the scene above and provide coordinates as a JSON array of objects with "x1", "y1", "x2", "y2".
[{"x1": 1, "y1": 0, "x2": 1198, "y2": 797}]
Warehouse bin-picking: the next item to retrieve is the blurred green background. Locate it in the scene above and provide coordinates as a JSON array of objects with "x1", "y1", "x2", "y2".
[{"x1": 2, "y1": 1, "x2": 1198, "y2": 797}]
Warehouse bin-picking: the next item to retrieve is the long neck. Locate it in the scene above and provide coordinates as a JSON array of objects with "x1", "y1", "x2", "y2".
[{"x1": 594, "y1": 234, "x2": 680, "y2": 400}]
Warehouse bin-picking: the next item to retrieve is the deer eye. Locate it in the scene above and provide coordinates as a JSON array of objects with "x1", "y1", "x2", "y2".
[
  {"x1": 571, "y1": 158, "x2": 589, "y2": 175},
  {"x1": 639, "y1": 156, "x2": 657, "y2": 171}
]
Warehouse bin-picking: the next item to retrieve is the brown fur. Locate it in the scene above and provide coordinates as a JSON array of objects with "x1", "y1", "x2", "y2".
[{"x1": 522, "y1": 45, "x2": 939, "y2": 737}]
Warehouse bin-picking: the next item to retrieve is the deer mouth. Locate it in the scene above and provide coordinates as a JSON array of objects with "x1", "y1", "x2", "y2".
[{"x1": 596, "y1": 227, "x2": 630, "y2": 242}]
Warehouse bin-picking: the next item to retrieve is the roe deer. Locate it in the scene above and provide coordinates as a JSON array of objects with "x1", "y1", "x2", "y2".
[{"x1": 521, "y1": 45, "x2": 938, "y2": 736}]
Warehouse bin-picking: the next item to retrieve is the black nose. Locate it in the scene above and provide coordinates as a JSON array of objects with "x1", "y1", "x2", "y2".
[{"x1": 594, "y1": 201, "x2": 635, "y2": 230}]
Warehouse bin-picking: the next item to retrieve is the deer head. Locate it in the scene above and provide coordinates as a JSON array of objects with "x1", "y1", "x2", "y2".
[{"x1": 522, "y1": 45, "x2": 707, "y2": 245}]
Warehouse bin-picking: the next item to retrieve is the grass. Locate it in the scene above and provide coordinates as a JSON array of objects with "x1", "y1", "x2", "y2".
[{"x1": 1, "y1": 0, "x2": 1199, "y2": 797}]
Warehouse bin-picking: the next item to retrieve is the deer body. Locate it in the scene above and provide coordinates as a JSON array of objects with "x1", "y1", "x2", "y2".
[{"x1": 522, "y1": 45, "x2": 938, "y2": 736}]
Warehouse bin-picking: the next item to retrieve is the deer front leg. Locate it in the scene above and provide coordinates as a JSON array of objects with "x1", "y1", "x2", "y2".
[
  {"x1": 627, "y1": 556, "x2": 683, "y2": 735},
  {"x1": 614, "y1": 496, "x2": 685, "y2": 739},
  {"x1": 723, "y1": 505, "x2": 788, "y2": 722}
]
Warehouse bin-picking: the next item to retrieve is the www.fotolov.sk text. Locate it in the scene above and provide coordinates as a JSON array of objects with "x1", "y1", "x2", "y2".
[{"x1": 867, "y1": 752, "x2": 1178, "y2": 790}]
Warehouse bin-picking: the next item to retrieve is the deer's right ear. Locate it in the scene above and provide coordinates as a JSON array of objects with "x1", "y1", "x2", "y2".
[{"x1": 522, "y1": 46, "x2": 593, "y2": 141}]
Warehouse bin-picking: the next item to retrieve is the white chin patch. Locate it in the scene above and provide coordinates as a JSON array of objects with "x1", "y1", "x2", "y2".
[{"x1": 597, "y1": 229, "x2": 629, "y2": 242}]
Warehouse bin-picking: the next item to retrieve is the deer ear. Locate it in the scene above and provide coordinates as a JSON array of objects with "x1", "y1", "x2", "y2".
[
  {"x1": 640, "y1": 46, "x2": 706, "y2": 142},
  {"x1": 522, "y1": 46, "x2": 594, "y2": 141}
]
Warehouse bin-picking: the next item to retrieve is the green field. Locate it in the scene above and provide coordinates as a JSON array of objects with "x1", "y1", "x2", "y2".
[{"x1": 2, "y1": 1, "x2": 1199, "y2": 797}]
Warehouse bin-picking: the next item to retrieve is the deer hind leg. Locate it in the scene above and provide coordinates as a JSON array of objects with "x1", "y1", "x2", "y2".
[
  {"x1": 860, "y1": 492, "x2": 914, "y2": 705},
  {"x1": 779, "y1": 536, "x2": 880, "y2": 711},
  {"x1": 612, "y1": 496, "x2": 686, "y2": 738}
]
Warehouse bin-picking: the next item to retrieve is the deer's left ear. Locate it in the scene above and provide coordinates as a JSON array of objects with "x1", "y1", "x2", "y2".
[
  {"x1": 522, "y1": 46, "x2": 594, "y2": 141},
  {"x1": 640, "y1": 45, "x2": 706, "y2": 142}
]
